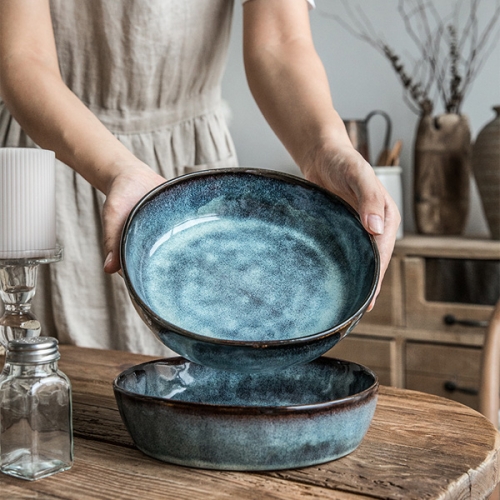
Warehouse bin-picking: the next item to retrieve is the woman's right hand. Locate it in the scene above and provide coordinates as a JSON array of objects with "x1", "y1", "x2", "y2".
[
  {"x1": 0, "y1": 1, "x2": 168, "y2": 277},
  {"x1": 102, "y1": 164, "x2": 167, "y2": 274}
]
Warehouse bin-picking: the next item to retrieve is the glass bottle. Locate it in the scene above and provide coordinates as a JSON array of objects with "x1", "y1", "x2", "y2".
[{"x1": 0, "y1": 337, "x2": 73, "y2": 480}]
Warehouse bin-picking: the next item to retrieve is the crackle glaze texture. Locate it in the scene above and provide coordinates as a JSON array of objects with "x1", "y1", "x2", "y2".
[
  {"x1": 114, "y1": 357, "x2": 379, "y2": 471},
  {"x1": 121, "y1": 169, "x2": 378, "y2": 372}
]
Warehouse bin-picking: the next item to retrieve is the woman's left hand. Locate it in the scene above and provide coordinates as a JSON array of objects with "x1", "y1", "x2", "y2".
[
  {"x1": 303, "y1": 142, "x2": 401, "y2": 309},
  {"x1": 244, "y1": 0, "x2": 400, "y2": 309}
]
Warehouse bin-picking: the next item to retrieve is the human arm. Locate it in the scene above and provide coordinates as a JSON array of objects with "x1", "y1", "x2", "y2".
[
  {"x1": 242, "y1": 0, "x2": 400, "y2": 306},
  {"x1": 0, "y1": 0, "x2": 165, "y2": 274}
]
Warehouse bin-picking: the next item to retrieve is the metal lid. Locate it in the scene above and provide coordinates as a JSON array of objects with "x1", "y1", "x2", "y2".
[{"x1": 6, "y1": 336, "x2": 60, "y2": 364}]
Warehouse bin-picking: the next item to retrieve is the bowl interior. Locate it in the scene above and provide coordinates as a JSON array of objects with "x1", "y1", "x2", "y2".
[
  {"x1": 115, "y1": 357, "x2": 377, "y2": 407},
  {"x1": 123, "y1": 170, "x2": 377, "y2": 343}
]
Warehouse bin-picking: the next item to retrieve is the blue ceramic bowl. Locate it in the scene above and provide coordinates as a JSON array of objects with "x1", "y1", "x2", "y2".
[
  {"x1": 113, "y1": 356, "x2": 378, "y2": 470},
  {"x1": 121, "y1": 169, "x2": 379, "y2": 372}
]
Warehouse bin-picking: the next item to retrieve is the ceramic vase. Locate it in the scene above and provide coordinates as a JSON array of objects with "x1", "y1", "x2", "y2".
[
  {"x1": 471, "y1": 106, "x2": 500, "y2": 240},
  {"x1": 414, "y1": 113, "x2": 471, "y2": 235},
  {"x1": 374, "y1": 166, "x2": 403, "y2": 240}
]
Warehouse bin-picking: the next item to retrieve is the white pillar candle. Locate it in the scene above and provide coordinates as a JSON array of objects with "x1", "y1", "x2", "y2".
[{"x1": 0, "y1": 148, "x2": 56, "y2": 258}]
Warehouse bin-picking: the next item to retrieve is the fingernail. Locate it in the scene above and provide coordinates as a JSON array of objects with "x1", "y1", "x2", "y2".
[
  {"x1": 104, "y1": 251, "x2": 113, "y2": 270},
  {"x1": 368, "y1": 214, "x2": 384, "y2": 235}
]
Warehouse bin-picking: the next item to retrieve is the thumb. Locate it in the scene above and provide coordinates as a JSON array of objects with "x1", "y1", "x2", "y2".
[
  {"x1": 352, "y1": 175, "x2": 387, "y2": 312},
  {"x1": 102, "y1": 198, "x2": 126, "y2": 274},
  {"x1": 100, "y1": 164, "x2": 167, "y2": 274},
  {"x1": 354, "y1": 175, "x2": 386, "y2": 237}
]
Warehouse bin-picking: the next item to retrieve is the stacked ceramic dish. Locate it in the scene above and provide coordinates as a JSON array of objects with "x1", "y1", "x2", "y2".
[{"x1": 114, "y1": 168, "x2": 380, "y2": 470}]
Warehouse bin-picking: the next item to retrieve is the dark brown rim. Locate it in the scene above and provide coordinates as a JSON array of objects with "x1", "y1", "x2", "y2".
[
  {"x1": 113, "y1": 357, "x2": 379, "y2": 415},
  {"x1": 120, "y1": 168, "x2": 380, "y2": 348}
]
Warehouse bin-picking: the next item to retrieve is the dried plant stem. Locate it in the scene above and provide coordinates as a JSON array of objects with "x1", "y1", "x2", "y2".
[{"x1": 322, "y1": 0, "x2": 500, "y2": 115}]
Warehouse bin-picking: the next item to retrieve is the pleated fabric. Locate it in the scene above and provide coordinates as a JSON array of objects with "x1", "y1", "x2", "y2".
[{"x1": 0, "y1": 0, "x2": 238, "y2": 355}]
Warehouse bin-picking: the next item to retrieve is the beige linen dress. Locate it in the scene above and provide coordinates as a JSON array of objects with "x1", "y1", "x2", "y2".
[{"x1": 0, "y1": 0, "x2": 238, "y2": 355}]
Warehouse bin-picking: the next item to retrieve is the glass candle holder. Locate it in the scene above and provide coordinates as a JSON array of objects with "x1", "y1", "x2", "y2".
[
  {"x1": 0, "y1": 248, "x2": 63, "y2": 349},
  {"x1": 0, "y1": 148, "x2": 60, "y2": 348}
]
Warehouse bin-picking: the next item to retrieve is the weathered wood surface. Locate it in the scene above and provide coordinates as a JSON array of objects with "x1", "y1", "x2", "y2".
[
  {"x1": 393, "y1": 234, "x2": 500, "y2": 260},
  {"x1": 0, "y1": 346, "x2": 499, "y2": 499}
]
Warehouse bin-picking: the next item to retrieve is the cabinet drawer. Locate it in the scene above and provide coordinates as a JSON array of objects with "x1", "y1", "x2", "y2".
[
  {"x1": 406, "y1": 342, "x2": 481, "y2": 410},
  {"x1": 325, "y1": 335, "x2": 392, "y2": 386},
  {"x1": 404, "y1": 257, "x2": 493, "y2": 334},
  {"x1": 358, "y1": 256, "x2": 403, "y2": 327}
]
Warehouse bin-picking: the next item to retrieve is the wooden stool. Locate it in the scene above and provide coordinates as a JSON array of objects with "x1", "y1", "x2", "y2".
[
  {"x1": 480, "y1": 300, "x2": 500, "y2": 425},
  {"x1": 480, "y1": 299, "x2": 500, "y2": 500}
]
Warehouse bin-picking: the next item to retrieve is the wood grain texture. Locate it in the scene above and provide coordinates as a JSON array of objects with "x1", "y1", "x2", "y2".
[
  {"x1": 480, "y1": 300, "x2": 500, "y2": 424},
  {"x1": 325, "y1": 335, "x2": 392, "y2": 386},
  {"x1": 394, "y1": 235, "x2": 500, "y2": 260},
  {"x1": 357, "y1": 255, "x2": 404, "y2": 328},
  {"x1": 0, "y1": 346, "x2": 499, "y2": 499},
  {"x1": 404, "y1": 257, "x2": 493, "y2": 332}
]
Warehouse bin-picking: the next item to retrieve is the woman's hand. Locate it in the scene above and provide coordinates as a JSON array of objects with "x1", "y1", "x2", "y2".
[
  {"x1": 0, "y1": 0, "x2": 169, "y2": 277},
  {"x1": 243, "y1": 0, "x2": 400, "y2": 309},
  {"x1": 303, "y1": 142, "x2": 401, "y2": 308},
  {"x1": 102, "y1": 164, "x2": 167, "y2": 274}
]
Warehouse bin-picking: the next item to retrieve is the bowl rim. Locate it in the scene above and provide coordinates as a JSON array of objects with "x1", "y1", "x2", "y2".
[
  {"x1": 113, "y1": 356, "x2": 379, "y2": 414},
  {"x1": 120, "y1": 167, "x2": 380, "y2": 347}
]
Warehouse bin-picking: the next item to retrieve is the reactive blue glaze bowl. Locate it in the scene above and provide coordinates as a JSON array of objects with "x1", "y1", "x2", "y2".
[
  {"x1": 113, "y1": 356, "x2": 378, "y2": 470},
  {"x1": 121, "y1": 169, "x2": 379, "y2": 372}
]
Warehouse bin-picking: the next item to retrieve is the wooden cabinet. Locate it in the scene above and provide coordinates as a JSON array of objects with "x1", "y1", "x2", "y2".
[
  {"x1": 405, "y1": 342, "x2": 481, "y2": 409},
  {"x1": 403, "y1": 257, "x2": 493, "y2": 332},
  {"x1": 326, "y1": 235, "x2": 500, "y2": 410},
  {"x1": 325, "y1": 335, "x2": 392, "y2": 386}
]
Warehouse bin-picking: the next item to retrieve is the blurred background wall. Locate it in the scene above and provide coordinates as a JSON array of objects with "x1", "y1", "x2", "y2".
[{"x1": 221, "y1": 0, "x2": 500, "y2": 237}]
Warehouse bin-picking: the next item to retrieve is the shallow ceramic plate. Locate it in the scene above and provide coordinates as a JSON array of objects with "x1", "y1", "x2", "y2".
[
  {"x1": 114, "y1": 356, "x2": 379, "y2": 471},
  {"x1": 121, "y1": 169, "x2": 379, "y2": 372}
]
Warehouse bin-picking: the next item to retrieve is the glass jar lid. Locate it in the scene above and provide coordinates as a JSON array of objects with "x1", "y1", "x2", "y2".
[{"x1": 6, "y1": 337, "x2": 60, "y2": 364}]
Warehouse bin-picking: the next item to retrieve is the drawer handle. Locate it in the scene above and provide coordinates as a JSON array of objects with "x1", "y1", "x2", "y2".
[
  {"x1": 443, "y1": 314, "x2": 488, "y2": 328},
  {"x1": 443, "y1": 381, "x2": 478, "y2": 396}
]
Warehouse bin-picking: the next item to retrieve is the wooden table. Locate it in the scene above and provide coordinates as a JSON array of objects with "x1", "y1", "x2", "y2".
[{"x1": 1, "y1": 346, "x2": 499, "y2": 499}]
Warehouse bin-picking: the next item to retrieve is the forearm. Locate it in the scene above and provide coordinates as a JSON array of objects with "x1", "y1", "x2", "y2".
[
  {"x1": 0, "y1": 0, "x2": 143, "y2": 194},
  {"x1": 244, "y1": 16, "x2": 352, "y2": 173},
  {"x1": 0, "y1": 57, "x2": 138, "y2": 195}
]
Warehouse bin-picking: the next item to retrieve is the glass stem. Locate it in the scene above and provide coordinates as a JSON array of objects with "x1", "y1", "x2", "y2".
[{"x1": 0, "y1": 264, "x2": 41, "y2": 348}]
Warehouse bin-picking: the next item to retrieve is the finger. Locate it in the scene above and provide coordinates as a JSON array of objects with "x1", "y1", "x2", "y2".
[
  {"x1": 352, "y1": 173, "x2": 387, "y2": 238},
  {"x1": 350, "y1": 173, "x2": 385, "y2": 311},
  {"x1": 347, "y1": 168, "x2": 401, "y2": 311},
  {"x1": 367, "y1": 197, "x2": 401, "y2": 311},
  {"x1": 102, "y1": 199, "x2": 126, "y2": 274}
]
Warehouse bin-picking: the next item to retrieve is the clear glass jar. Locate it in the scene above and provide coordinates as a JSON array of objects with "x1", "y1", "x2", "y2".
[{"x1": 0, "y1": 337, "x2": 73, "y2": 480}]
